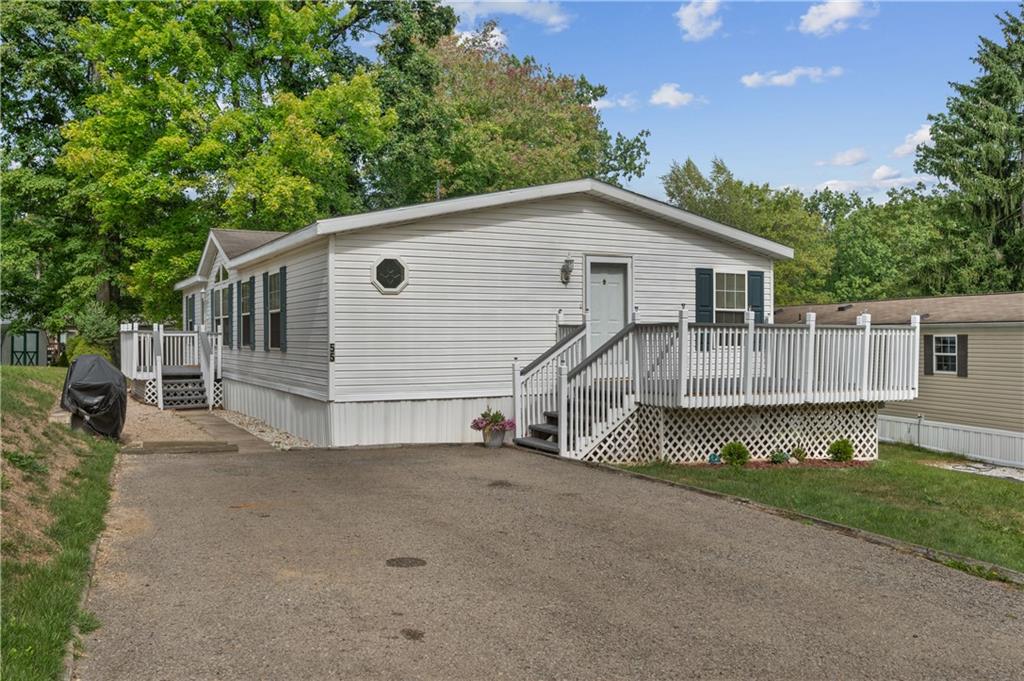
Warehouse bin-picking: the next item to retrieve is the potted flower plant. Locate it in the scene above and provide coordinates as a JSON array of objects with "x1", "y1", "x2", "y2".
[{"x1": 471, "y1": 407, "x2": 515, "y2": 448}]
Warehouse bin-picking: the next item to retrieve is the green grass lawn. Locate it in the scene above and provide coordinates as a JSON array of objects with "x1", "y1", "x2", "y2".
[
  {"x1": 625, "y1": 444, "x2": 1024, "y2": 574},
  {"x1": 1, "y1": 366, "x2": 119, "y2": 681}
]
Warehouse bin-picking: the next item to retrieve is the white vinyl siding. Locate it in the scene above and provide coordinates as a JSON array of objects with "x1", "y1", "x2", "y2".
[
  {"x1": 218, "y1": 242, "x2": 330, "y2": 400},
  {"x1": 330, "y1": 194, "x2": 775, "y2": 400}
]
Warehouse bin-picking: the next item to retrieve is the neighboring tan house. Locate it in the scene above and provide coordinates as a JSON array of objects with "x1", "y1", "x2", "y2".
[
  {"x1": 776, "y1": 293, "x2": 1024, "y2": 468},
  {"x1": 120, "y1": 179, "x2": 921, "y2": 463},
  {"x1": 1, "y1": 320, "x2": 49, "y2": 366}
]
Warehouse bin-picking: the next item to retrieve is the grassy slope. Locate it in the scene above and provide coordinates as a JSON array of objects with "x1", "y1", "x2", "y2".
[
  {"x1": 1, "y1": 366, "x2": 118, "y2": 681},
  {"x1": 626, "y1": 444, "x2": 1024, "y2": 573}
]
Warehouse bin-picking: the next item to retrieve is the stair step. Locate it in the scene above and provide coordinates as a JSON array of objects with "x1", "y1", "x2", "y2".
[
  {"x1": 543, "y1": 410, "x2": 559, "y2": 424},
  {"x1": 513, "y1": 436, "x2": 561, "y2": 454},
  {"x1": 528, "y1": 423, "x2": 559, "y2": 439}
]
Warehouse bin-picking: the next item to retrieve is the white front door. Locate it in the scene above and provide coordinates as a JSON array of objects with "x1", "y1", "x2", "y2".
[{"x1": 589, "y1": 262, "x2": 628, "y2": 348}]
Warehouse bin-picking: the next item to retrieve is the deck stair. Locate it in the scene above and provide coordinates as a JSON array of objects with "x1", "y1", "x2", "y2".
[
  {"x1": 513, "y1": 319, "x2": 640, "y2": 458},
  {"x1": 160, "y1": 371, "x2": 209, "y2": 410}
]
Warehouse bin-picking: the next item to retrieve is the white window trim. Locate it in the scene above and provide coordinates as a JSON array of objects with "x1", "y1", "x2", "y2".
[
  {"x1": 240, "y1": 280, "x2": 252, "y2": 349},
  {"x1": 213, "y1": 286, "x2": 230, "y2": 341},
  {"x1": 372, "y1": 256, "x2": 409, "y2": 294},
  {"x1": 713, "y1": 270, "x2": 747, "y2": 324},
  {"x1": 267, "y1": 271, "x2": 282, "y2": 350},
  {"x1": 583, "y1": 254, "x2": 634, "y2": 317},
  {"x1": 933, "y1": 334, "x2": 958, "y2": 374}
]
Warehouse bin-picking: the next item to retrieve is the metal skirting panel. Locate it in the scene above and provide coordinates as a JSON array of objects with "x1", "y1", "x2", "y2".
[
  {"x1": 878, "y1": 415, "x2": 1024, "y2": 469},
  {"x1": 331, "y1": 396, "x2": 514, "y2": 447},
  {"x1": 222, "y1": 379, "x2": 331, "y2": 446}
]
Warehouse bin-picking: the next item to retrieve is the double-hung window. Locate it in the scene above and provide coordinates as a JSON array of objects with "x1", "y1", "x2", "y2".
[
  {"x1": 714, "y1": 272, "x2": 746, "y2": 324},
  {"x1": 267, "y1": 272, "x2": 282, "y2": 350},
  {"x1": 240, "y1": 279, "x2": 252, "y2": 348},
  {"x1": 933, "y1": 335, "x2": 957, "y2": 373},
  {"x1": 214, "y1": 287, "x2": 230, "y2": 343}
]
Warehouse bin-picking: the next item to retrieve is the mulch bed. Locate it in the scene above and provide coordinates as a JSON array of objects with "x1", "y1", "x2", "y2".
[{"x1": 688, "y1": 459, "x2": 873, "y2": 470}]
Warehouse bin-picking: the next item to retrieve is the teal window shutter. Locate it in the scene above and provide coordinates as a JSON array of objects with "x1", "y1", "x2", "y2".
[
  {"x1": 279, "y1": 266, "x2": 287, "y2": 352},
  {"x1": 262, "y1": 272, "x2": 269, "y2": 351},
  {"x1": 237, "y1": 282, "x2": 244, "y2": 349},
  {"x1": 747, "y1": 271, "x2": 765, "y2": 323},
  {"x1": 226, "y1": 283, "x2": 234, "y2": 347},
  {"x1": 695, "y1": 268, "x2": 714, "y2": 323},
  {"x1": 249, "y1": 276, "x2": 256, "y2": 350}
]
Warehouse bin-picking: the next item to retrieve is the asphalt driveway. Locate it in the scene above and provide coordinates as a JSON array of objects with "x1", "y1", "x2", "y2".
[{"x1": 78, "y1": 444, "x2": 1024, "y2": 680}]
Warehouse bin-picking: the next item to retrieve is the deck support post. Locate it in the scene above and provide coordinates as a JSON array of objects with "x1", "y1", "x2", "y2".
[
  {"x1": 555, "y1": 308, "x2": 563, "y2": 340},
  {"x1": 743, "y1": 309, "x2": 755, "y2": 404},
  {"x1": 909, "y1": 314, "x2": 921, "y2": 397},
  {"x1": 153, "y1": 323, "x2": 164, "y2": 410},
  {"x1": 583, "y1": 307, "x2": 592, "y2": 356},
  {"x1": 803, "y1": 312, "x2": 816, "y2": 403},
  {"x1": 857, "y1": 312, "x2": 872, "y2": 401},
  {"x1": 512, "y1": 358, "x2": 523, "y2": 438},
  {"x1": 678, "y1": 305, "x2": 689, "y2": 407},
  {"x1": 557, "y1": 360, "x2": 569, "y2": 458}
]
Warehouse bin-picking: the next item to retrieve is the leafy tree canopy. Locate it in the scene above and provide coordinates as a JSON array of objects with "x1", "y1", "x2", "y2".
[
  {"x1": 369, "y1": 22, "x2": 649, "y2": 207},
  {"x1": 663, "y1": 158, "x2": 834, "y2": 306},
  {"x1": 916, "y1": 6, "x2": 1024, "y2": 289}
]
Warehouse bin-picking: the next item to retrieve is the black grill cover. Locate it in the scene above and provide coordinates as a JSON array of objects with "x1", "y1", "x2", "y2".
[{"x1": 60, "y1": 354, "x2": 127, "y2": 439}]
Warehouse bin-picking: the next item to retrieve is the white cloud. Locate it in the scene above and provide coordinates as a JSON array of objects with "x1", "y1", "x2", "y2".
[
  {"x1": 446, "y1": 1, "x2": 571, "y2": 33},
  {"x1": 740, "y1": 65, "x2": 843, "y2": 88},
  {"x1": 799, "y1": 1, "x2": 875, "y2": 37},
  {"x1": 593, "y1": 93, "x2": 639, "y2": 111},
  {"x1": 816, "y1": 147, "x2": 869, "y2": 167},
  {"x1": 649, "y1": 83, "x2": 696, "y2": 108},
  {"x1": 455, "y1": 25, "x2": 508, "y2": 48},
  {"x1": 675, "y1": 1, "x2": 723, "y2": 42},
  {"x1": 892, "y1": 123, "x2": 933, "y2": 157},
  {"x1": 815, "y1": 167, "x2": 930, "y2": 195},
  {"x1": 871, "y1": 164, "x2": 900, "y2": 181}
]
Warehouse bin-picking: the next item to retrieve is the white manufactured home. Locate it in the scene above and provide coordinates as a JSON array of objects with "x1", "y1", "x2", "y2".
[{"x1": 120, "y1": 179, "x2": 920, "y2": 462}]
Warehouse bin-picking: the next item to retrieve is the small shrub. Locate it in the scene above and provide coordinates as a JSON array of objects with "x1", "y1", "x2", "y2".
[
  {"x1": 720, "y1": 441, "x2": 750, "y2": 467},
  {"x1": 791, "y1": 447, "x2": 807, "y2": 462},
  {"x1": 828, "y1": 438, "x2": 854, "y2": 462},
  {"x1": 769, "y1": 450, "x2": 789, "y2": 464},
  {"x1": 69, "y1": 341, "x2": 112, "y2": 363}
]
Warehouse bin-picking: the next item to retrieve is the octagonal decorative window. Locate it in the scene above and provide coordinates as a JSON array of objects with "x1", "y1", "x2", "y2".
[{"x1": 372, "y1": 257, "x2": 408, "y2": 294}]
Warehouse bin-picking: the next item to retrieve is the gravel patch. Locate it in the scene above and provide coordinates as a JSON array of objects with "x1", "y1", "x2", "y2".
[
  {"x1": 929, "y1": 461, "x2": 1024, "y2": 483},
  {"x1": 120, "y1": 399, "x2": 211, "y2": 448},
  {"x1": 216, "y1": 410, "x2": 314, "y2": 450}
]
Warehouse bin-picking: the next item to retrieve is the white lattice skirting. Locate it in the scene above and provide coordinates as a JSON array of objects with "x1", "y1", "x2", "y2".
[
  {"x1": 143, "y1": 378, "x2": 158, "y2": 405},
  {"x1": 211, "y1": 380, "x2": 223, "y2": 408},
  {"x1": 584, "y1": 402, "x2": 881, "y2": 464}
]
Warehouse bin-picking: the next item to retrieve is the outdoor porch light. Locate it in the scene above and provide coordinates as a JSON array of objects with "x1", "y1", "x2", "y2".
[{"x1": 560, "y1": 257, "x2": 574, "y2": 284}]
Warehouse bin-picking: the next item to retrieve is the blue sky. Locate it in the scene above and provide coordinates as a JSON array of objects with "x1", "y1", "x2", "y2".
[{"x1": 444, "y1": 1, "x2": 1011, "y2": 200}]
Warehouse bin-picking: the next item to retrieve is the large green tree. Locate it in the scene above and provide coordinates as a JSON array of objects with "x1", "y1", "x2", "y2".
[
  {"x1": 662, "y1": 158, "x2": 834, "y2": 305},
  {"x1": 916, "y1": 6, "x2": 1024, "y2": 289},
  {"x1": 369, "y1": 22, "x2": 649, "y2": 207},
  {"x1": 57, "y1": 0, "x2": 426, "y2": 320},
  {"x1": 806, "y1": 186, "x2": 1004, "y2": 301},
  {"x1": 1, "y1": 0, "x2": 96, "y2": 331}
]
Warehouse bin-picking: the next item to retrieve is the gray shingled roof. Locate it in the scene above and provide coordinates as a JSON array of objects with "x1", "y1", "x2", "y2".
[
  {"x1": 774, "y1": 292, "x2": 1024, "y2": 325},
  {"x1": 210, "y1": 228, "x2": 286, "y2": 259}
]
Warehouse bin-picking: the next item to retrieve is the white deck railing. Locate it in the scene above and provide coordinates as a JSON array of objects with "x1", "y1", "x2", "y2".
[
  {"x1": 514, "y1": 308, "x2": 920, "y2": 459},
  {"x1": 635, "y1": 309, "x2": 919, "y2": 409},
  {"x1": 119, "y1": 324, "x2": 221, "y2": 410},
  {"x1": 514, "y1": 322, "x2": 589, "y2": 438}
]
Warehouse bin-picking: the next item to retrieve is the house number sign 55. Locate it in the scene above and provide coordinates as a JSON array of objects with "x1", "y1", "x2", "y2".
[{"x1": 329, "y1": 343, "x2": 335, "y2": 362}]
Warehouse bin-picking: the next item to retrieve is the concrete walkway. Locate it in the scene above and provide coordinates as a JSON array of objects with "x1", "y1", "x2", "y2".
[
  {"x1": 176, "y1": 410, "x2": 278, "y2": 454},
  {"x1": 77, "y1": 444, "x2": 1024, "y2": 680}
]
